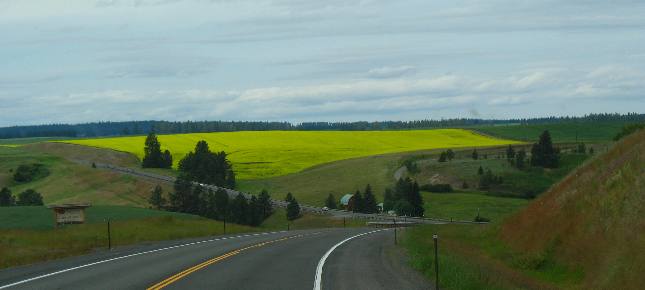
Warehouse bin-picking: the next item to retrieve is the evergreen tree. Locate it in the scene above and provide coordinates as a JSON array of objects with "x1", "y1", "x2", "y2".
[
  {"x1": 352, "y1": 190, "x2": 364, "y2": 213},
  {"x1": 149, "y1": 185, "x2": 166, "y2": 210},
  {"x1": 462, "y1": 181, "x2": 469, "y2": 189},
  {"x1": 205, "y1": 189, "x2": 218, "y2": 219},
  {"x1": 258, "y1": 189, "x2": 273, "y2": 218},
  {"x1": 162, "y1": 150, "x2": 173, "y2": 168},
  {"x1": 17, "y1": 189, "x2": 43, "y2": 206},
  {"x1": 409, "y1": 181, "x2": 424, "y2": 217},
  {"x1": 214, "y1": 189, "x2": 229, "y2": 220},
  {"x1": 362, "y1": 184, "x2": 378, "y2": 214},
  {"x1": 229, "y1": 194, "x2": 249, "y2": 224},
  {"x1": 577, "y1": 143, "x2": 586, "y2": 154},
  {"x1": 530, "y1": 130, "x2": 559, "y2": 168},
  {"x1": 506, "y1": 145, "x2": 515, "y2": 160},
  {"x1": 589, "y1": 147, "x2": 594, "y2": 155},
  {"x1": 325, "y1": 193, "x2": 337, "y2": 209},
  {"x1": 478, "y1": 166, "x2": 484, "y2": 175},
  {"x1": 515, "y1": 149, "x2": 527, "y2": 169},
  {"x1": 248, "y1": 195, "x2": 263, "y2": 226},
  {"x1": 285, "y1": 192, "x2": 295, "y2": 203},
  {"x1": 472, "y1": 149, "x2": 479, "y2": 160},
  {"x1": 178, "y1": 140, "x2": 235, "y2": 188},
  {"x1": 446, "y1": 149, "x2": 455, "y2": 161},
  {"x1": 438, "y1": 152, "x2": 447, "y2": 162},
  {"x1": 169, "y1": 178, "x2": 193, "y2": 212},
  {"x1": 142, "y1": 132, "x2": 164, "y2": 168},
  {"x1": 286, "y1": 196, "x2": 301, "y2": 221},
  {"x1": 383, "y1": 188, "x2": 395, "y2": 212},
  {"x1": 0, "y1": 187, "x2": 14, "y2": 206}
]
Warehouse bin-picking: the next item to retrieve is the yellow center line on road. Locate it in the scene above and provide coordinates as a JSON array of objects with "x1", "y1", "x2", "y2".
[{"x1": 147, "y1": 234, "x2": 308, "y2": 290}]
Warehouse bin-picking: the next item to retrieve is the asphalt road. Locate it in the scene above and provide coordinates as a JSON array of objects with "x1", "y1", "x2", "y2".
[{"x1": 0, "y1": 228, "x2": 430, "y2": 290}]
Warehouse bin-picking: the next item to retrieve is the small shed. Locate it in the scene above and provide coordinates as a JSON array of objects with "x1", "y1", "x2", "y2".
[
  {"x1": 340, "y1": 194, "x2": 354, "y2": 210},
  {"x1": 47, "y1": 203, "x2": 91, "y2": 226}
]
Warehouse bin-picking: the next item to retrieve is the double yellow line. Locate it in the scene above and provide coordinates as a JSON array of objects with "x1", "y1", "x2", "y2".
[{"x1": 147, "y1": 235, "x2": 302, "y2": 290}]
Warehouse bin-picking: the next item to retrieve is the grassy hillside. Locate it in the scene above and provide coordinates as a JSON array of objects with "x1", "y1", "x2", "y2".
[
  {"x1": 472, "y1": 121, "x2": 628, "y2": 143},
  {"x1": 64, "y1": 129, "x2": 519, "y2": 179},
  {"x1": 500, "y1": 129, "x2": 645, "y2": 289},
  {"x1": 0, "y1": 144, "x2": 168, "y2": 207}
]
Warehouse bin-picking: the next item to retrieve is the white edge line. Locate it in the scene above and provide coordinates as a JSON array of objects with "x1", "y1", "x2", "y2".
[
  {"x1": 0, "y1": 230, "x2": 286, "y2": 290},
  {"x1": 313, "y1": 229, "x2": 389, "y2": 290}
]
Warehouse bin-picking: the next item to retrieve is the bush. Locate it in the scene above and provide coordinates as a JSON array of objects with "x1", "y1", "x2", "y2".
[
  {"x1": 17, "y1": 189, "x2": 44, "y2": 206},
  {"x1": 13, "y1": 164, "x2": 49, "y2": 183}
]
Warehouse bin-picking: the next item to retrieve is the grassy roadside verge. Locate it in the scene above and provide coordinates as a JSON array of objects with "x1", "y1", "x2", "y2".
[{"x1": 0, "y1": 205, "x2": 363, "y2": 270}]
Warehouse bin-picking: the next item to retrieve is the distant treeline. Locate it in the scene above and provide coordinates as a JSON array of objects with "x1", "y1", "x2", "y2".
[{"x1": 1, "y1": 113, "x2": 643, "y2": 139}]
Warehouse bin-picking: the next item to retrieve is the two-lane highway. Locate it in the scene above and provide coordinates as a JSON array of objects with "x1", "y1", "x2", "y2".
[{"x1": 0, "y1": 228, "x2": 430, "y2": 290}]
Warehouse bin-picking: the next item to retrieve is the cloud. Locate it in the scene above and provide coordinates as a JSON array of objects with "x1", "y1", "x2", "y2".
[{"x1": 366, "y1": 65, "x2": 416, "y2": 78}]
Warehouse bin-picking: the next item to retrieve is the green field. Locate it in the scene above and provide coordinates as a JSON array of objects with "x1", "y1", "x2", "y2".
[
  {"x1": 472, "y1": 121, "x2": 628, "y2": 143},
  {"x1": 0, "y1": 206, "x2": 199, "y2": 230},
  {"x1": 423, "y1": 192, "x2": 528, "y2": 222},
  {"x1": 64, "y1": 129, "x2": 519, "y2": 180}
]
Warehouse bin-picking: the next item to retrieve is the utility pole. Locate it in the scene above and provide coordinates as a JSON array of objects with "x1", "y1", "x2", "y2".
[
  {"x1": 433, "y1": 234, "x2": 439, "y2": 290},
  {"x1": 107, "y1": 219, "x2": 112, "y2": 250}
]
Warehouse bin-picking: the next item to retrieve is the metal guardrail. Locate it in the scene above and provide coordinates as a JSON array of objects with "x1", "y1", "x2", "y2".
[{"x1": 95, "y1": 163, "x2": 487, "y2": 225}]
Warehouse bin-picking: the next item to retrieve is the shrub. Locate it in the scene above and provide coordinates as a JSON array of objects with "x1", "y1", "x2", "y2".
[
  {"x1": 17, "y1": 189, "x2": 44, "y2": 206},
  {"x1": 13, "y1": 164, "x2": 49, "y2": 183}
]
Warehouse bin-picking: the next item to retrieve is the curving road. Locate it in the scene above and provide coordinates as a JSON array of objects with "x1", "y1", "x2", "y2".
[{"x1": 0, "y1": 228, "x2": 430, "y2": 290}]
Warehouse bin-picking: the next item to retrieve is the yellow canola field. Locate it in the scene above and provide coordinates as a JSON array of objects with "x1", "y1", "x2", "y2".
[{"x1": 64, "y1": 129, "x2": 519, "y2": 180}]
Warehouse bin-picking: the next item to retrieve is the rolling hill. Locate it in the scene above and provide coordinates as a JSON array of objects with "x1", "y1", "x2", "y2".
[
  {"x1": 63, "y1": 129, "x2": 519, "y2": 179},
  {"x1": 501, "y1": 129, "x2": 645, "y2": 289}
]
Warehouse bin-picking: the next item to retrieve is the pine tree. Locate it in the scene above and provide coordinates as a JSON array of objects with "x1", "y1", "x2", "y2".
[
  {"x1": 286, "y1": 197, "x2": 301, "y2": 221},
  {"x1": 506, "y1": 145, "x2": 515, "y2": 160},
  {"x1": 325, "y1": 193, "x2": 337, "y2": 209},
  {"x1": 248, "y1": 195, "x2": 263, "y2": 226},
  {"x1": 258, "y1": 189, "x2": 273, "y2": 218},
  {"x1": 178, "y1": 141, "x2": 235, "y2": 188},
  {"x1": 446, "y1": 149, "x2": 455, "y2": 161},
  {"x1": 162, "y1": 150, "x2": 173, "y2": 168},
  {"x1": 142, "y1": 132, "x2": 163, "y2": 168},
  {"x1": 530, "y1": 130, "x2": 559, "y2": 168},
  {"x1": 0, "y1": 187, "x2": 14, "y2": 206},
  {"x1": 472, "y1": 149, "x2": 479, "y2": 160},
  {"x1": 363, "y1": 184, "x2": 378, "y2": 214},
  {"x1": 409, "y1": 181, "x2": 424, "y2": 217},
  {"x1": 149, "y1": 185, "x2": 166, "y2": 210},
  {"x1": 478, "y1": 166, "x2": 484, "y2": 175},
  {"x1": 515, "y1": 149, "x2": 527, "y2": 169},
  {"x1": 383, "y1": 188, "x2": 395, "y2": 212},
  {"x1": 285, "y1": 192, "x2": 295, "y2": 203},
  {"x1": 352, "y1": 190, "x2": 364, "y2": 213},
  {"x1": 230, "y1": 194, "x2": 249, "y2": 224},
  {"x1": 214, "y1": 189, "x2": 229, "y2": 220},
  {"x1": 438, "y1": 152, "x2": 447, "y2": 162}
]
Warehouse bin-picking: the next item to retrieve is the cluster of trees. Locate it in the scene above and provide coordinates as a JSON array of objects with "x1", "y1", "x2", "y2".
[
  {"x1": 151, "y1": 182, "x2": 273, "y2": 226},
  {"x1": 438, "y1": 149, "x2": 455, "y2": 162},
  {"x1": 285, "y1": 193, "x2": 301, "y2": 221},
  {"x1": 384, "y1": 178, "x2": 424, "y2": 217},
  {"x1": 177, "y1": 140, "x2": 236, "y2": 188},
  {"x1": 478, "y1": 167, "x2": 503, "y2": 190},
  {"x1": 3, "y1": 113, "x2": 643, "y2": 139},
  {"x1": 530, "y1": 131, "x2": 560, "y2": 168},
  {"x1": 0, "y1": 188, "x2": 44, "y2": 206},
  {"x1": 325, "y1": 194, "x2": 337, "y2": 209},
  {"x1": 13, "y1": 163, "x2": 49, "y2": 183},
  {"x1": 142, "y1": 133, "x2": 172, "y2": 168},
  {"x1": 505, "y1": 145, "x2": 527, "y2": 169},
  {"x1": 350, "y1": 184, "x2": 379, "y2": 214}
]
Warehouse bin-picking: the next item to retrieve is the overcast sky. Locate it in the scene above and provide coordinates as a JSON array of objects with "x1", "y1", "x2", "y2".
[{"x1": 1, "y1": 0, "x2": 644, "y2": 126}]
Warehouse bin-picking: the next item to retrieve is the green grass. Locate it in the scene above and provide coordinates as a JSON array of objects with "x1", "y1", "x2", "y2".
[
  {"x1": 422, "y1": 192, "x2": 528, "y2": 222},
  {"x1": 63, "y1": 129, "x2": 519, "y2": 180},
  {"x1": 0, "y1": 145, "x2": 169, "y2": 207},
  {"x1": 472, "y1": 121, "x2": 627, "y2": 143},
  {"x1": 260, "y1": 208, "x2": 365, "y2": 230},
  {"x1": 0, "y1": 206, "x2": 198, "y2": 230},
  {"x1": 0, "y1": 137, "x2": 70, "y2": 146}
]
